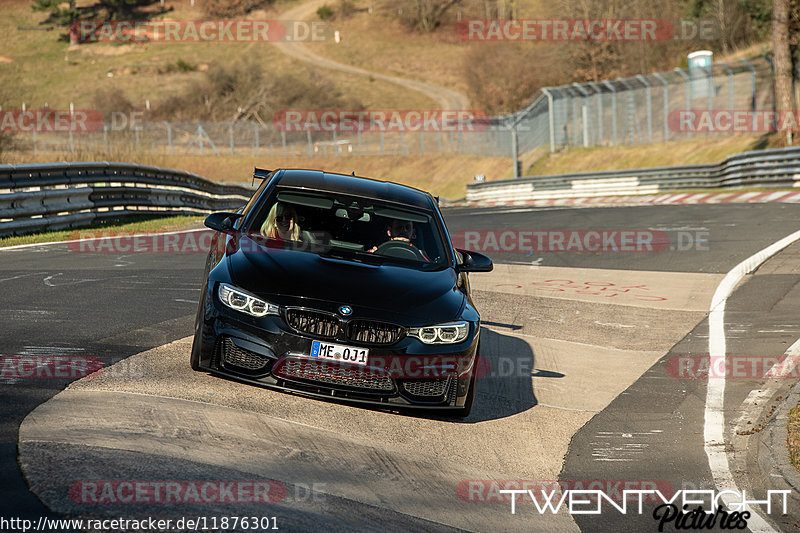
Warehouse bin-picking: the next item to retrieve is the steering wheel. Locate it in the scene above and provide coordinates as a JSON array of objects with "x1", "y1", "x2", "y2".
[{"x1": 374, "y1": 240, "x2": 426, "y2": 261}]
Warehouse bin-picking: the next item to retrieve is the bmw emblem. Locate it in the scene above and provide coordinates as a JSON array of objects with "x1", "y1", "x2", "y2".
[{"x1": 338, "y1": 305, "x2": 353, "y2": 316}]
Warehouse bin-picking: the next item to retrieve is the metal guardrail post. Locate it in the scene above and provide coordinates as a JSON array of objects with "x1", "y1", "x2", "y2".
[
  {"x1": 674, "y1": 68, "x2": 691, "y2": 139},
  {"x1": 602, "y1": 81, "x2": 618, "y2": 146},
  {"x1": 652, "y1": 72, "x2": 669, "y2": 142},
  {"x1": 636, "y1": 75, "x2": 653, "y2": 144}
]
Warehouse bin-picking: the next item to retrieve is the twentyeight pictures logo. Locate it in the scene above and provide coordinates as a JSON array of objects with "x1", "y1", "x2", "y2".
[{"x1": 71, "y1": 20, "x2": 329, "y2": 43}]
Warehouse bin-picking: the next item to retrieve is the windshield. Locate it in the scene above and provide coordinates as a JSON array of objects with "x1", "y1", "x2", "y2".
[{"x1": 249, "y1": 189, "x2": 449, "y2": 268}]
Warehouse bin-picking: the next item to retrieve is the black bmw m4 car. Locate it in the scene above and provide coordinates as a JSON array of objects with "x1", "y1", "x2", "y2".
[{"x1": 190, "y1": 168, "x2": 493, "y2": 417}]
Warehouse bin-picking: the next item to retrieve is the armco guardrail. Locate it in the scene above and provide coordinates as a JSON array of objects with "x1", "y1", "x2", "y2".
[
  {"x1": 0, "y1": 162, "x2": 254, "y2": 237},
  {"x1": 466, "y1": 146, "x2": 800, "y2": 204}
]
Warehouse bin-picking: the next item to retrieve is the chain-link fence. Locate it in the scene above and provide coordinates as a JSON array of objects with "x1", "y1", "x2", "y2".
[
  {"x1": 7, "y1": 57, "x2": 776, "y2": 163},
  {"x1": 502, "y1": 55, "x2": 774, "y2": 156},
  {"x1": 15, "y1": 118, "x2": 516, "y2": 159}
]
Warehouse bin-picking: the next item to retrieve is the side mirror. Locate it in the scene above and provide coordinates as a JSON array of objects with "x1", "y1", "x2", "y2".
[
  {"x1": 205, "y1": 212, "x2": 243, "y2": 234},
  {"x1": 455, "y1": 249, "x2": 493, "y2": 273}
]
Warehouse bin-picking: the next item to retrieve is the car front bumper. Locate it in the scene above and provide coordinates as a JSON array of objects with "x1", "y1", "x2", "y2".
[{"x1": 191, "y1": 295, "x2": 479, "y2": 411}]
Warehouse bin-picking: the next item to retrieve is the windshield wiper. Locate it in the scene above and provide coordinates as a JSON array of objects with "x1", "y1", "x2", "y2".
[{"x1": 318, "y1": 248, "x2": 385, "y2": 265}]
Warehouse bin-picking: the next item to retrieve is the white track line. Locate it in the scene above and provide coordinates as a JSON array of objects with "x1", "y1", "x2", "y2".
[{"x1": 706, "y1": 228, "x2": 800, "y2": 532}]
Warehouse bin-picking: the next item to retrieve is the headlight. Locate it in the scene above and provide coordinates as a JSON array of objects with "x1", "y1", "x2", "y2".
[
  {"x1": 218, "y1": 283, "x2": 279, "y2": 317},
  {"x1": 408, "y1": 321, "x2": 469, "y2": 344}
]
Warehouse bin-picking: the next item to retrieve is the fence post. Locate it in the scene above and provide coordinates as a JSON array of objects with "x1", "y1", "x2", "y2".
[
  {"x1": 703, "y1": 65, "x2": 714, "y2": 111},
  {"x1": 307, "y1": 130, "x2": 313, "y2": 157},
  {"x1": 602, "y1": 81, "x2": 617, "y2": 146},
  {"x1": 740, "y1": 58, "x2": 757, "y2": 110},
  {"x1": 720, "y1": 63, "x2": 734, "y2": 115},
  {"x1": 572, "y1": 83, "x2": 591, "y2": 147},
  {"x1": 637, "y1": 75, "x2": 653, "y2": 144},
  {"x1": 165, "y1": 122, "x2": 173, "y2": 154},
  {"x1": 68, "y1": 102, "x2": 74, "y2": 153},
  {"x1": 652, "y1": 72, "x2": 670, "y2": 142},
  {"x1": 380, "y1": 131, "x2": 385, "y2": 155},
  {"x1": 588, "y1": 82, "x2": 603, "y2": 146},
  {"x1": 229, "y1": 122, "x2": 235, "y2": 155},
  {"x1": 674, "y1": 68, "x2": 691, "y2": 139},
  {"x1": 541, "y1": 88, "x2": 555, "y2": 152},
  {"x1": 570, "y1": 91, "x2": 580, "y2": 146},
  {"x1": 419, "y1": 130, "x2": 424, "y2": 154},
  {"x1": 511, "y1": 124, "x2": 519, "y2": 178},
  {"x1": 253, "y1": 123, "x2": 259, "y2": 156},
  {"x1": 281, "y1": 131, "x2": 287, "y2": 156}
]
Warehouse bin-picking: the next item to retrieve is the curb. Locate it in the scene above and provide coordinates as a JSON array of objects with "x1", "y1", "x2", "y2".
[
  {"x1": 449, "y1": 190, "x2": 800, "y2": 208},
  {"x1": 759, "y1": 379, "x2": 800, "y2": 529}
]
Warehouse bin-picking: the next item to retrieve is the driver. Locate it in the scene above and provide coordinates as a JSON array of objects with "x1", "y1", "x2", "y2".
[{"x1": 369, "y1": 219, "x2": 428, "y2": 261}]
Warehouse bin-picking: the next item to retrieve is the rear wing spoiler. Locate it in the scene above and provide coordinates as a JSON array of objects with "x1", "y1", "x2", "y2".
[{"x1": 252, "y1": 167, "x2": 274, "y2": 187}]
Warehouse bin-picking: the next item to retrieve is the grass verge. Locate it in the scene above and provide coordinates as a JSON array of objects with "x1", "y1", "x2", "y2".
[
  {"x1": 789, "y1": 404, "x2": 800, "y2": 473},
  {"x1": 0, "y1": 215, "x2": 203, "y2": 248},
  {"x1": 524, "y1": 135, "x2": 770, "y2": 176}
]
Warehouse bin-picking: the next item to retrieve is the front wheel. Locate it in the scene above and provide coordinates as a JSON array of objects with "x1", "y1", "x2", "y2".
[{"x1": 190, "y1": 284, "x2": 208, "y2": 371}]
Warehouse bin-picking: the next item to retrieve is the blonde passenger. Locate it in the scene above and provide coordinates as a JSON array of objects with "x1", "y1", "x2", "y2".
[{"x1": 260, "y1": 202, "x2": 301, "y2": 241}]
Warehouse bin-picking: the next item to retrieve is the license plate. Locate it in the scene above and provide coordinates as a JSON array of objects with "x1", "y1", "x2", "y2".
[{"x1": 310, "y1": 340, "x2": 369, "y2": 366}]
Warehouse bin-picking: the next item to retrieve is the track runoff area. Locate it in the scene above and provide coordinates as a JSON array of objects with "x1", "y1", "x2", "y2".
[{"x1": 4, "y1": 202, "x2": 800, "y2": 531}]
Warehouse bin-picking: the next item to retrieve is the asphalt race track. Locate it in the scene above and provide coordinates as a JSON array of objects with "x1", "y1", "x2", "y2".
[{"x1": 4, "y1": 203, "x2": 800, "y2": 532}]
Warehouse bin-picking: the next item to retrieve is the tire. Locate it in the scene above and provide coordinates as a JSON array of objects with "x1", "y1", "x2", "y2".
[{"x1": 189, "y1": 284, "x2": 208, "y2": 371}]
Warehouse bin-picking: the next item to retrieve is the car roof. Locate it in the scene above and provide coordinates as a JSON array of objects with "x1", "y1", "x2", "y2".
[{"x1": 263, "y1": 168, "x2": 435, "y2": 210}]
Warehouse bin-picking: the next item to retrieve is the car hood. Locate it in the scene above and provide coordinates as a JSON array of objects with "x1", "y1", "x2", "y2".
[{"x1": 227, "y1": 235, "x2": 465, "y2": 325}]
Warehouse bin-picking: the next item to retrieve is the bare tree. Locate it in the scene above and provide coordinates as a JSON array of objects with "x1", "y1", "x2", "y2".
[{"x1": 774, "y1": 0, "x2": 794, "y2": 144}]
